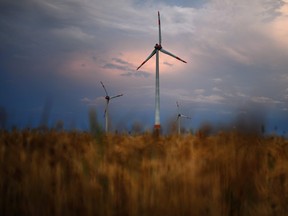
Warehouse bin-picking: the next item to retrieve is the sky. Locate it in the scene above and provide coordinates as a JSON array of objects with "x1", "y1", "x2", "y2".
[{"x1": 1, "y1": 0, "x2": 288, "y2": 133}]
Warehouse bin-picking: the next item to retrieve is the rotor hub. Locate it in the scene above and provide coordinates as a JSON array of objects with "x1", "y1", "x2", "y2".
[
  {"x1": 154, "y1": 44, "x2": 162, "y2": 50},
  {"x1": 105, "y1": 96, "x2": 110, "y2": 100}
]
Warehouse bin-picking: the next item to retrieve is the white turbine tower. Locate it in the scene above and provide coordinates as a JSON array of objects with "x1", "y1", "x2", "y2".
[
  {"x1": 100, "y1": 81, "x2": 123, "y2": 133},
  {"x1": 137, "y1": 11, "x2": 187, "y2": 133},
  {"x1": 176, "y1": 101, "x2": 191, "y2": 135}
]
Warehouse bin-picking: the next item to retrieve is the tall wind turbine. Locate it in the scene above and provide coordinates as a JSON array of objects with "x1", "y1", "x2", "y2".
[
  {"x1": 176, "y1": 101, "x2": 191, "y2": 135},
  {"x1": 100, "y1": 81, "x2": 123, "y2": 133},
  {"x1": 137, "y1": 11, "x2": 187, "y2": 132}
]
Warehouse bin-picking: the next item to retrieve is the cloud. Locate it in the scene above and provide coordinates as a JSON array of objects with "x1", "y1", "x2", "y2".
[
  {"x1": 213, "y1": 78, "x2": 223, "y2": 83},
  {"x1": 163, "y1": 61, "x2": 173, "y2": 67},
  {"x1": 112, "y1": 58, "x2": 131, "y2": 65},
  {"x1": 193, "y1": 94, "x2": 226, "y2": 104},
  {"x1": 80, "y1": 97, "x2": 93, "y2": 104},
  {"x1": 250, "y1": 96, "x2": 283, "y2": 104},
  {"x1": 194, "y1": 89, "x2": 205, "y2": 95},
  {"x1": 281, "y1": 74, "x2": 288, "y2": 82},
  {"x1": 103, "y1": 57, "x2": 134, "y2": 71},
  {"x1": 80, "y1": 97, "x2": 103, "y2": 106},
  {"x1": 102, "y1": 56, "x2": 151, "y2": 78},
  {"x1": 162, "y1": 87, "x2": 226, "y2": 104},
  {"x1": 121, "y1": 71, "x2": 151, "y2": 78},
  {"x1": 261, "y1": 0, "x2": 287, "y2": 22},
  {"x1": 52, "y1": 26, "x2": 94, "y2": 41},
  {"x1": 103, "y1": 63, "x2": 128, "y2": 71},
  {"x1": 212, "y1": 87, "x2": 222, "y2": 92}
]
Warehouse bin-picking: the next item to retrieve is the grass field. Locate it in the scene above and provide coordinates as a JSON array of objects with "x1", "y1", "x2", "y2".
[{"x1": 1, "y1": 128, "x2": 288, "y2": 216}]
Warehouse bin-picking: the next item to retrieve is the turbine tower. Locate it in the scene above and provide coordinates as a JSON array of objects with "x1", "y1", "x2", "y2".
[
  {"x1": 100, "y1": 81, "x2": 123, "y2": 133},
  {"x1": 137, "y1": 11, "x2": 187, "y2": 132},
  {"x1": 176, "y1": 101, "x2": 191, "y2": 135}
]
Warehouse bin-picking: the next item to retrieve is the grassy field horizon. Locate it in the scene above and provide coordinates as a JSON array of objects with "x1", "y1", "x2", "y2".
[{"x1": 1, "y1": 126, "x2": 288, "y2": 216}]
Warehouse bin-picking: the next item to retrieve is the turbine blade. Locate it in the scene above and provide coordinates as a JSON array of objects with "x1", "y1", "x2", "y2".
[
  {"x1": 137, "y1": 49, "x2": 156, "y2": 70},
  {"x1": 160, "y1": 48, "x2": 187, "y2": 63},
  {"x1": 110, "y1": 94, "x2": 123, "y2": 99},
  {"x1": 180, "y1": 114, "x2": 191, "y2": 119},
  {"x1": 176, "y1": 101, "x2": 180, "y2": 113},
  {"x1": 100, "y1": 81, "x2": 108, "y2": 96},
  {"x1": 176, "y1": 101, "x2": 180, "y2": 116},
  {"x1": 158, "y1": 11, "x2": 162, "y2": 45}
]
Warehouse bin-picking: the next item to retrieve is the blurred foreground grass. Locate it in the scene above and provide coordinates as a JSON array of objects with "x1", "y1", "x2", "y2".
[{"x1": 1, "y1": 129, "x2": 288, "y2": 216}]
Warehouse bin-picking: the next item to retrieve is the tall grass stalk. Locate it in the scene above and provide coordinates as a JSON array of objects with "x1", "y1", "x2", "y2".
[{"x1": 1, "y1": 129, "x2": 288, "y2": 215}]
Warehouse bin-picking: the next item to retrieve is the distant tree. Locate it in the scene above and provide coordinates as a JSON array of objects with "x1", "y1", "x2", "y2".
[
  {"x1": 166, "y1": 118, "x2": 177, "y2": 135},
  {"x1": 261, "y1": 124, "x2": 265, "y2": 135},
  {"x1": 39, "y1": 97, "x2": 53, "y2": 129},
  {"x1": 55, "y1": 120, "x2": 64, "y2": 131},
  {"x1": 197, "y1": 123, "x2": 213, "y2": 139},
  {"x1": 189, "y1": 128, "x2": 194, "y2": 135},
  {"x1": 89, "y1": 108, "x2": 102, "y2": 136},
  {"x1": 131, "y1": 121, "x2": 143, "y2": 135},
  {"x1": 0, "y1": 107, "x2": 7, "y2": 129}
]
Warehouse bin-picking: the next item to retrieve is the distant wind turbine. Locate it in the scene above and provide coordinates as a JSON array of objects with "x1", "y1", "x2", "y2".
[
  {"x1": 100, "y1": 81, "x2": 123, "y2": 133},
  {"x1": 176, "y1": 101, "x2": 191, "y2": 135},
  {"x1": 137, "y1": 11, "x2": 187, "y2": 132}
]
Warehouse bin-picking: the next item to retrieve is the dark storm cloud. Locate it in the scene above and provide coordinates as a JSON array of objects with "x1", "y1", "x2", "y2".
[
  {"x1": 0, "y1": 0, "x2": 98, "y2": 59},
  {"x1": 103, "y1": 63, "x2": 129, "y2": 71},
  {"x1": 163, "y1": 61, "x2": 173, "y2": 67},
  {"x1": 261, "y1": 0, "x2": 286, "y2": 22},
  {"x1": 103, "y1": 57, "x2": 151, "y2": 78},
  {"x1": 112, "y1": 58, "x2": 131, "y2": 65},
  {"x1": 102, "y1": 57, "x2": 133, "y2": 71}
]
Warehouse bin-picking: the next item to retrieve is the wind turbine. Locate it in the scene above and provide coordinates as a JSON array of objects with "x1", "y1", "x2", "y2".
[
  {"x1": 100, "y1": 81, "x2": 123, "y2": 133},
  {"x1": 137, "y1": 11, "x2": 187, "y2": 132},
  {"x1": 176, "y1": 101, "x2": 191, "y2": 135}
]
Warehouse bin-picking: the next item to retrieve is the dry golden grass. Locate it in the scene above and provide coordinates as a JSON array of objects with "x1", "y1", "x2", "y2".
[{"x1": 1, "y1": 128, "x2": 288, "y2": 216}]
